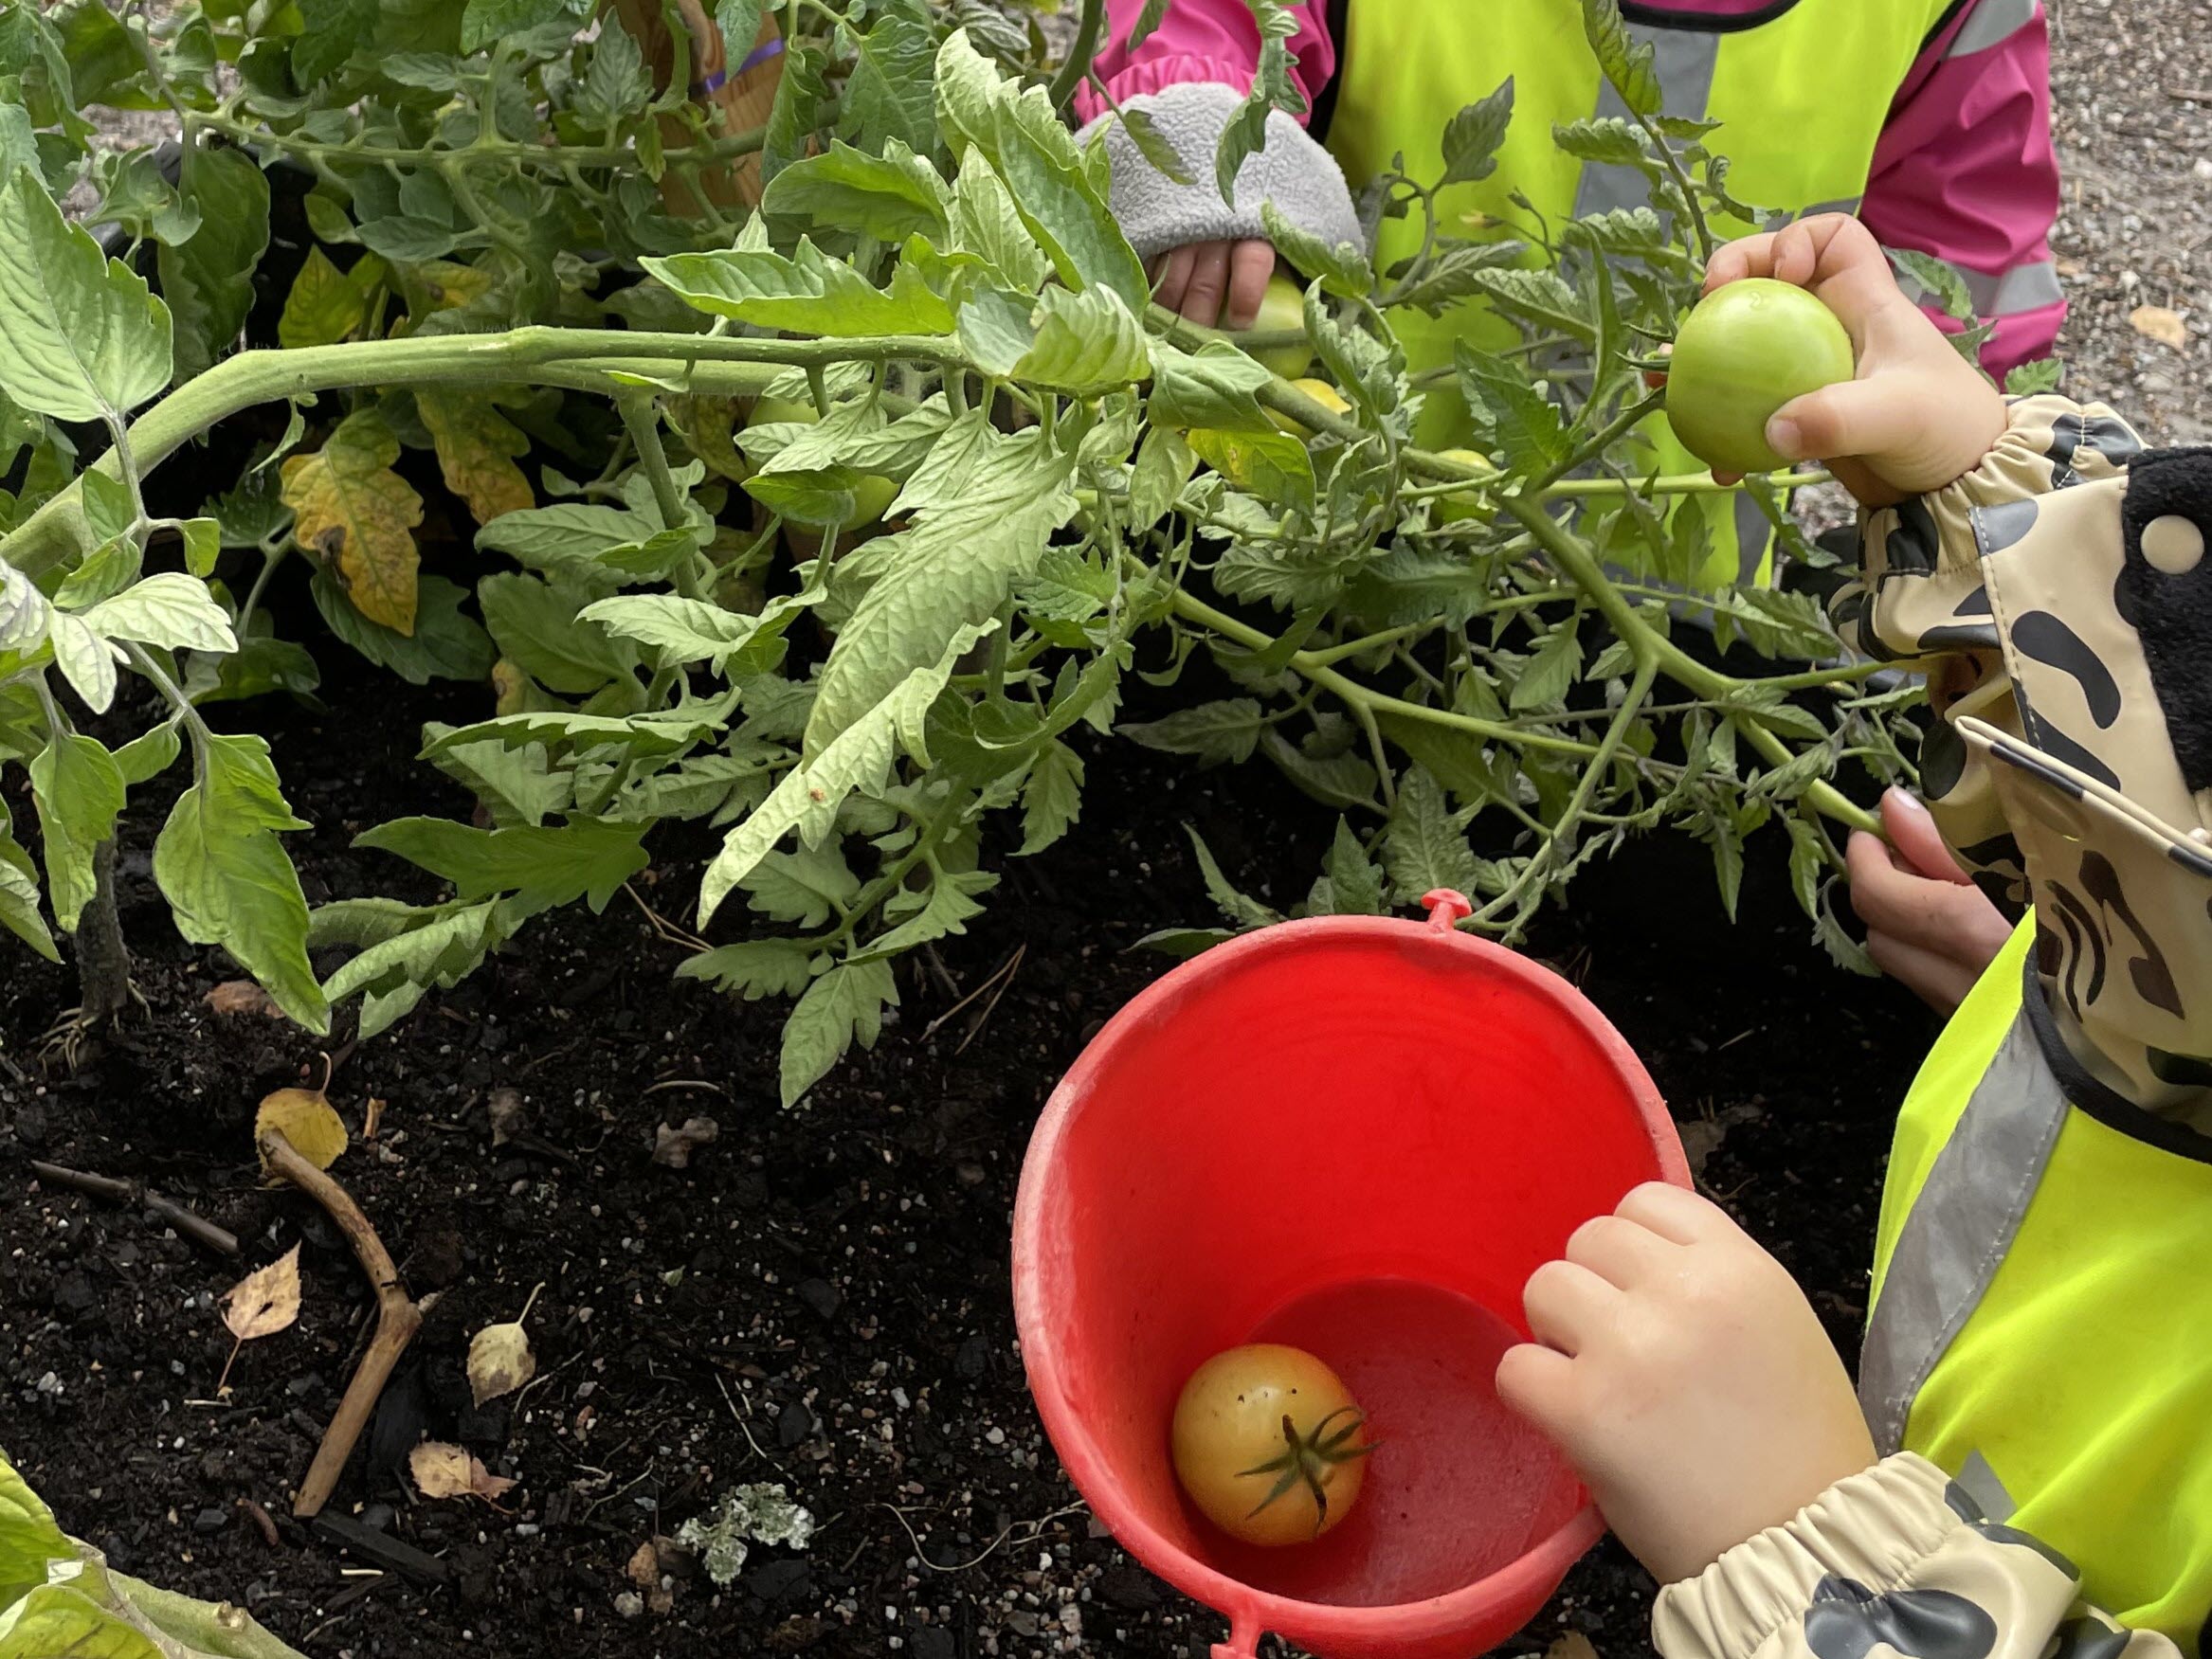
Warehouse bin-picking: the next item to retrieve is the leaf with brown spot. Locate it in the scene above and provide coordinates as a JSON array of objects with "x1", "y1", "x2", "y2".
[
  {"x1": 467, "y1": 1284, "x2": 542, "y2": 1406},
  {"x1": 409, "y1": 1440, "x2": 518, "y2": 1504},
  {"x1": 281, "y1": 410, "x2": 423, "y2": 635},
  {"x1": 2130, "y1": 305, "x2": 2189, "y2": 352},
  {"x1": 419, "y1": 390, "x2": 534, "y2": 528},
  {"x1": 205, "y1": 979, "x2": 282, "y2": 1018},
  {"x1": 256, "y1": 1080, "x2": 349, "y2": 1176},
  {"x1": 222, "y1": 1245, "x2": 302, "y2": 1343}
]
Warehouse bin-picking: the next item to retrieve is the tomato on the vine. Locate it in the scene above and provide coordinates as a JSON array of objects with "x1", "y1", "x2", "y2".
[
  {"x1": 1432, "y1": 447, "x2": 1498, "y2": 525},
  {"x1": 1663, "y1": 279, "x2": 1855, "y2": 476},
  {"x1": 1251, "y1": 273, "x2": 1315, "y2": 380},
  {"x1": 1171, "y1": 1344, "x2": 1373, "y2": 1546},
  {"x1": 1266, "y1": 377, "x2": 1351, "y2": 437},
  {"x1": 747, "y1": 395, "x2": 900, "y2": 526}
]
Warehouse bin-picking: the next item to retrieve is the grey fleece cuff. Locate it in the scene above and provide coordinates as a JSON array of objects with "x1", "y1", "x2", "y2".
[{"x1": 1077, "y1": 81, "x2": 1364, "y2": 264}]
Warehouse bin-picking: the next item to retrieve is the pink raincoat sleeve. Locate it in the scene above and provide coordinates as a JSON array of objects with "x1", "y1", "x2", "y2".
[
  {"x1": 1862, "y1": 0, "x2": 2065, "y2": 377},
  {"x1": 1070, "y1": 0, "x2": 1335, "y2": 125}
]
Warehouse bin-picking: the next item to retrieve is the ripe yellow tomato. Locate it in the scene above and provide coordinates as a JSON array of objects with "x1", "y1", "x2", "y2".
[
  {"x1": 1665, "y1": 279, "x2": 1855, "y2": 476},
  {"x1": 1266, "y1": 378, "x2": 1352, "y2": 437},
  {"x1": 1250, "y1": 273, "x2": 1314, "y2": 380},
  {"x1": 1170, "y1": 1343, "x2": 1372, "y2": 1546},
  {"x1": 1432, "y1": 447, "x2": 1498, "y2": 525}
]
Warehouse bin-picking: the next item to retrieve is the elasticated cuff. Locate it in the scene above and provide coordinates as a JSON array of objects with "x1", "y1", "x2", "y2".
[{"x1": 1652, "y1": 1454, "x2": 1962, "y2": 1659}]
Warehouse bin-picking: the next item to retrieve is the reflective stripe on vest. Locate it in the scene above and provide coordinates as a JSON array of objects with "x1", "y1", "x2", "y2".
[
  {"x1": 1865, "y1": 919, "x2": 2212, "y2": 1653},
  {"x1": 1322, "y1": 0, "x2": 1953, "y2": 586}
]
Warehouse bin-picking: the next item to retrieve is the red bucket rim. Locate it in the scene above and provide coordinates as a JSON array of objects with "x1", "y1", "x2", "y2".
[{"x1": 1010, "y1": 911, "x2": 1688, "y2": 1644}]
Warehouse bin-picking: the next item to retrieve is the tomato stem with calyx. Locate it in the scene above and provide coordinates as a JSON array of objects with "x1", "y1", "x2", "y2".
[{"x1": 1235, "y1": 1405, "x2": 1377, "y2": 1536}]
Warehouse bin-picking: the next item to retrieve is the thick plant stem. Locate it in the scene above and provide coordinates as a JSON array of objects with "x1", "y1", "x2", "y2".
[
  {"x1": 75, "y1": 840, "x2": 133, "y2": 1029},
  {"x1": 3, "y1": 330, "x2": 967, "y2": 578},
  {"x1": 1047, "y1": 0, "x2": 1106, "y2": 111}
]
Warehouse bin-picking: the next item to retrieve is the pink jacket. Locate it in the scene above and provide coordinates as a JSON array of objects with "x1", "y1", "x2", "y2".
[{"x1": 1075, "y1": 0, "x2": 2064, "y2": 375}]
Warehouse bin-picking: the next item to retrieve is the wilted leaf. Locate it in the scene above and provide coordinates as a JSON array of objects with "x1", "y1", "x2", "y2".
[
  {"x1": 487, "y1": 1085, "x2": 526, "y2": 1147},
  {"x1": 409, "y1": 1441, "x2": 517, "y2": 1504},
  {"x1": 256, "y1": 1084, "x2": 348, "y2": 1174},
  {"x1": 2130, "y1": 304, "x2": 2188, "y2": 351},
  {"x1": 652, "y1": 1116, "x2": 719, "y2": 1170},
  {"x1": 418, "y1": 390, "x2": 534, "y2": 527},
  {"x1": 281, "y1": 410, "x2": 424, "y2": 635},
  {"x1": 467, "y1": 1286, "x2": 541, "y2": 1406},
  {"x1": 221, "y1": 1244, "x2": 301, "y2": 1343},
  {"x1": 205, "y1": 980, "x2": 283, "y2": 1018}
]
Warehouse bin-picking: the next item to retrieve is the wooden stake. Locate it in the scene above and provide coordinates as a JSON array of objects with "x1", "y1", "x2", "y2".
[
  {"x1": 257, "y1": 1128, "x2": 422, "y2": 1520},
  {"x1": 607, "y1": 0, "x2": 786, "y2": 213}
]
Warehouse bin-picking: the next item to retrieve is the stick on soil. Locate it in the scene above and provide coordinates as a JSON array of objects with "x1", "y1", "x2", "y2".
[
  {"x1": 257, "y1": 1128, "x2": 421, "y2": 1519},
  {"x1": 28, "y1": 1160, "x2": 241, "y2": 1257}
]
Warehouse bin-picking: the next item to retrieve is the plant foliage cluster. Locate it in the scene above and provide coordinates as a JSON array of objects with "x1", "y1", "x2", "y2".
[{"x1": 0, "y1": 0, "x2": 2001, "y2": 1099}]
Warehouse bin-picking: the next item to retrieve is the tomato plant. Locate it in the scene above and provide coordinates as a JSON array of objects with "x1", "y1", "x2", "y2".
[
  {"x1": 1249, "y1": 272, "x2": 1315, "y2": 380},
  {"x1": 1172, "y1": 1343, "x2": 1373, "y2": 1545},
  {"x1": 1664, "y1": 279, "x2": 1857, "y2": 475},
  {"x1": 0, "y1": 0, "x2": 2040, "y2": 1100}
]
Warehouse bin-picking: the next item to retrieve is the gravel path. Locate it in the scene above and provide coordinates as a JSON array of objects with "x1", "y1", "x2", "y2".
[{"x1": 2048, "y1": 0, "x2": 2211, "y2": 442}]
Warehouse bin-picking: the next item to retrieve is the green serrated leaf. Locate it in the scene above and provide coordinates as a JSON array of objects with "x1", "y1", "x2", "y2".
[
  {"x1": 1185, "y1": 824, "x2": 1280, "y2": 930},
  {"x1": 1578, "y1": 0, "x2": 1661, "y2": 116},
  {"x1": 859, "y1": 868, "x2": 995, "y2": 960},
  {"x1": 159, "y1": 147, "x2": 269, "y2": 379},
  {"x1": 948, "y1": 149, "x2": 1048, "y2": 293},
  {"x1": 1382, "y1": 766, "x2": 1482, "y2": 904},
  {"x1": 312, "y1": 571, "x2": 495, "y2": 685},
  {"x1": 2004, "y1": 356, "x2": 2064, "y2": 396},
  {"x1": 1122, "y1": 698, "x2": 1266, "y2": 766},
  {"x1": 153, "y1": 731, "x2": 328, "y2": 1033},
  {"x1": 840, "y1": 9, "x2": 936, "y2": 158},
  {"x1": 1213, "y1": 0, "x2": 1306, "y2": 206},
  {"x1": 1260, "y1": 199, "x2": 1373, "y2": 298},
  {"x1": 956, "y1": 283, "x2": 1151, "y2": 394},
  {"x1": 0, "y1": 167, "x2": 172, "y2": 422},
  {"x1": 1441, "y1": 79, "x2": 1514, "y2": 186},
  {"x1": 678, "y1": 937, "x2": 817, "y2": 1001},
  {"x1": 934, "y1": 30, "x2": 1149, "y2": 309},
  {"x1": 0, "y1": 824, "x2": 58, "y2": 964},
  {"x1": 357, "y1": 817, "x2": 649, "y2": 912},
  {"x1": 762, "y1": 139, "x2": 950, "y2": 243},
  {"x1": 1018, "y1": 738, "x2": 1083, "y2": 856},
  {"x1": 1510, "y1": 616, "x2": 1584, "y2": 711},
  {"x1": 778, "y1": 960, "x2": 897, "y2": 1107},
  {"x1": 28, "y1": 730, "x2": 123, "y2": 932},
  {"x1": 806, "y1": 415, "x2": 1078, "y2": 753},
  {"x1": 644, "y1": 235, "x2": 956, "y2": 336},
  {"x1": 1320, "y1": 816, "x2": 1384, "y2": 915}
]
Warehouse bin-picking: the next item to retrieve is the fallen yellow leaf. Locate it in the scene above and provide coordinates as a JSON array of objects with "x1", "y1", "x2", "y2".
[
  {"x1": 256, "y1": 1085, "x2": 349, "y2": 1177},
  {"x1": 2130, "y1": 304, "x2": 2189, "y2": 351},
  {"x1": 419, "y1": 389, "x2": 535, "y2": 528},
  {"x1": 281, "y1": 410, "x2": 423, "y2": 635},
  {"x1": 467, "y1": 1284, "x2": 543, "y2": 1407},
  {"x1": 409, "y1": 1441, "x2": 517, "y2": 1504},
  {"x1": 222, "y1": 1245, "x2": 302, "y2": 1343}
]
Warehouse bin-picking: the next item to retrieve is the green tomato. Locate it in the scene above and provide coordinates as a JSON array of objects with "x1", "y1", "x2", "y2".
[
  {"x1": 1431, "y1": 448, "x2": 1497, "y2": 525},
  {"x1": 1251, "y1": 273, "x2": 1314, "y2": 380},
  {"x1": 749, "y1": 394, "x2": 822, "y2": 427},
  {"x1": 748, "y1": 395, "x2": 897, "y2": 525},
  {"x1": 1665, "y1": 279, "x2": 1855, "y2": 476}
]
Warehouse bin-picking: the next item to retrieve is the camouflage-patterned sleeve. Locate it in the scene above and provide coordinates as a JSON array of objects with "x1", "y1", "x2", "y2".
[
  {"x1": 1652, "y1": 1453, "x2": 2182, "y2": 1659},
  {"x1": 1829, "y1": 395, "x2": 2212, "y2": 1116}
]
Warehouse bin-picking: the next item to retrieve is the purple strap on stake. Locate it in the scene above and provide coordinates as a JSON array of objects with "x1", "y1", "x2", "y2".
[{"x1": 691, "y1": 33, "x2": 782, "y2": 96}]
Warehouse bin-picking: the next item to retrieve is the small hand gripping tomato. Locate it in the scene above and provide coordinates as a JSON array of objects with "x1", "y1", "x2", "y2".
[{"x1": 1170, "y1": 1344, "x2": 1375, "y2": 1546}]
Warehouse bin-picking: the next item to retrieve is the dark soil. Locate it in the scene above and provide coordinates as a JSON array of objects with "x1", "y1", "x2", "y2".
[{"x1": 0, "y1": 649, "x2": 1932, "y2": 1659}]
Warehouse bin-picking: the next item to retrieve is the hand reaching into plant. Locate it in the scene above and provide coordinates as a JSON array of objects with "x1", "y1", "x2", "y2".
[
  {"x1": 1496, "y1": 1183, "x2": 1876, "y2": 1587},
  {"x1": 1846, "y1": 788, "x2": 2017, "y2": 1017},
  {"x1": 1703, "y1": 214, "x2": 2007, "y2": 507},
  {"x1": 1149, "y1": 238, "x2": 1278, "y2": 328}
]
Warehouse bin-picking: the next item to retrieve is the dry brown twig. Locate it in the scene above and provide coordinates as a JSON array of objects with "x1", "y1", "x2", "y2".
[
  {"x1": 257, "y1": 1126, "x2": 422, "y2": 1519},
  {"x1": 28, "y1": 1160, "x2": 240, "y2": 1257}
]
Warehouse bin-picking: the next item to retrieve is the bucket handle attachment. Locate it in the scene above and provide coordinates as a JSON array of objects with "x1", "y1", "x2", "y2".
[
  {"x1": 1423, "y1": 888, "x2": 1474, "y2": 931},
  {"x1": 1211, "y1": 1611, "x2": 1264, "y2": 1658}
]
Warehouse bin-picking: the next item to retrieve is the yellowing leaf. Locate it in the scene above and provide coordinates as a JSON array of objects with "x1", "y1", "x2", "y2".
[
  {"x1": 408, "y1": 259, "x2": 495, "y2": 314},
  {"x1": 409, "y1": 1441, "x2": 517, "y2": 1504},
  {"x1": 2130, "y1": 304, "x2": 2188, "y2": 351},
  {"x1": 278, "y1": 246, "x2": 368, "y2": 350},
  {"x1": 281, "y1": 411, "x2": 423, "y2": 635},
  {"x1": 256, "y1": 1085, "x2": 348, "y2": 1175},
  {"x1": 467, "y1": 1284, "x2": 542, "y2": 1406},
  {"x1": 419, "y1": 390, "x2": 534, "y2": 527},
  {"x1": 221, "y1": 1244, "x2": 301, "y2": 1343}
]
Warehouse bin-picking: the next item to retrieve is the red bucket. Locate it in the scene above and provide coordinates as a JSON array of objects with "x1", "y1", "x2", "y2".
[{"x1": 1012, "y1": 893, "x2": 1689, "y2": 1659}]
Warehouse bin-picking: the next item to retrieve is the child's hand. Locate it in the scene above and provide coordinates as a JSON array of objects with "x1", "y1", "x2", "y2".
[
  {"x1": 1151, "y1": 238, "x2": 1276, "y2": 328},
  {"x1": 1496, "y1": 1183, "x2": 1877, "y2": 1586},
  {"x1": 1703, "y1": 215, "x2": 2006, "y2": 507},
  {"x1": 1847, "y1": 787, "x2": 2017, "y2": 1016}
]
